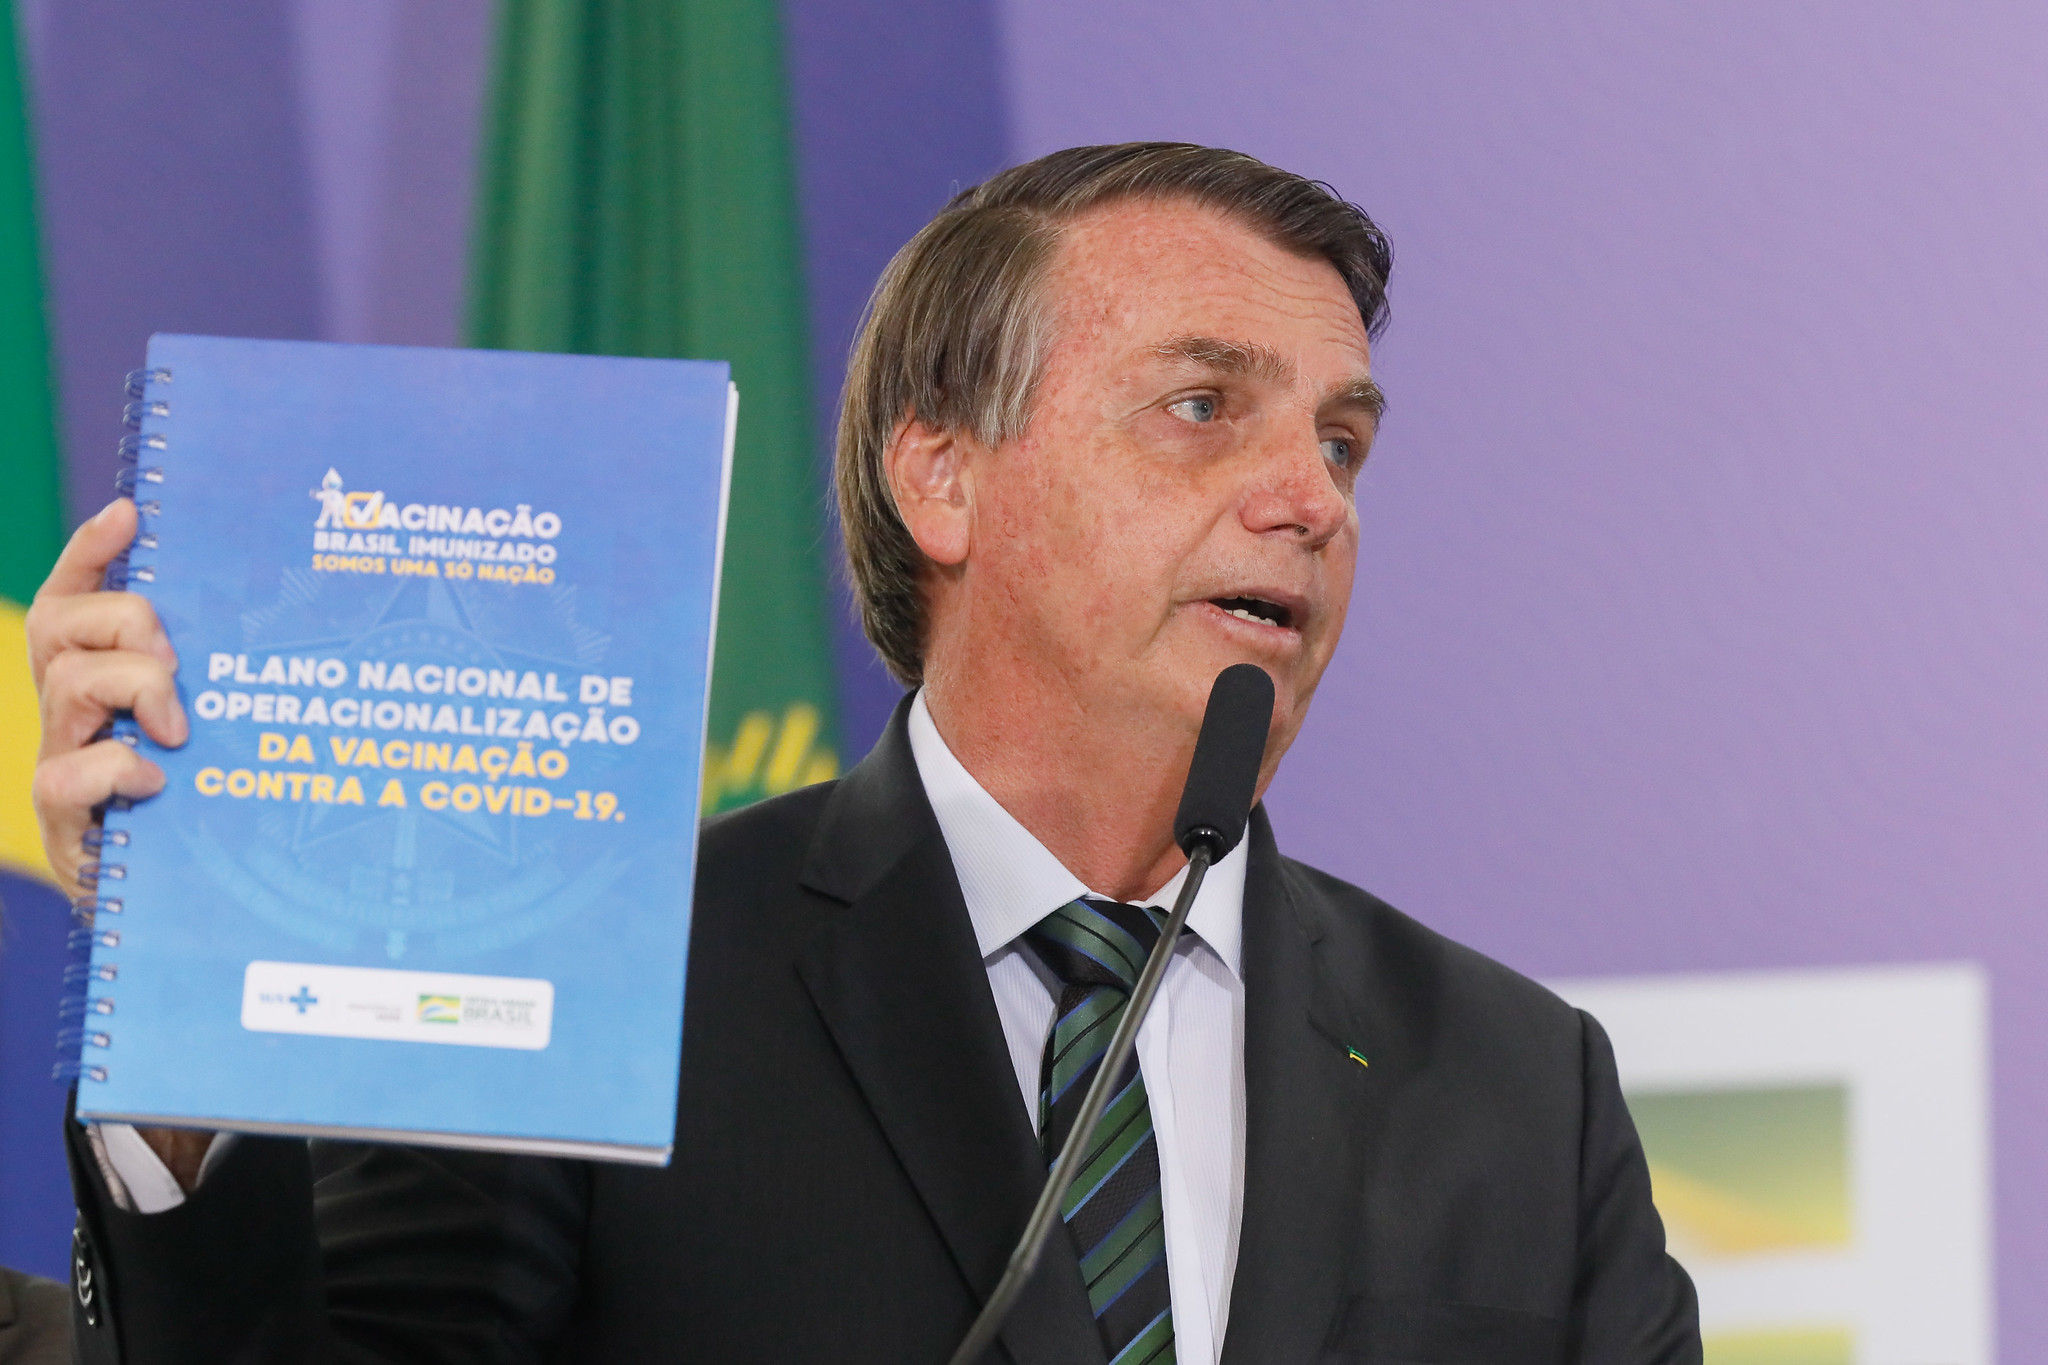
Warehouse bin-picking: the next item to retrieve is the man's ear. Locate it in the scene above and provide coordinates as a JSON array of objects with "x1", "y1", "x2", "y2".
[{"x1": 884, "y1": 417, "x2": 973, "y2": 567}]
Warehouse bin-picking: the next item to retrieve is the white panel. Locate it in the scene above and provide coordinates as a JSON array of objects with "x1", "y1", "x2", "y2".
[{"x1": 1552, "y1": 963, "x2": 1992, "y2": 1365}]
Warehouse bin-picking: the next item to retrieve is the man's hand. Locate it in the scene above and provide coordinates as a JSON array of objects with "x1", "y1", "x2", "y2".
[
  {"x1": 30, "y1": 499, "x2": 212, "y2": 1192},
  {"x1": 29, "y1": 499, "x2": 185, "y2": 895}
]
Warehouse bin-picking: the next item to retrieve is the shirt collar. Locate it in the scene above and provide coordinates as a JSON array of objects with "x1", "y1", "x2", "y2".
[{"x1": 907, "y1": 689, "x2": 1245, "y2": 978}]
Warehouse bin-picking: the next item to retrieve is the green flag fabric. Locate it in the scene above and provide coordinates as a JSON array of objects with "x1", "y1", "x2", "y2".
[
  {"x1": 0, "y1": 3, "x2": 57, "y2": 606},
  {"x1": 0, "y1": 1, "x2": 62, "y2": 878},
  {"x1": 468, "y1": 0, "x2": 840, "y2": 814}
]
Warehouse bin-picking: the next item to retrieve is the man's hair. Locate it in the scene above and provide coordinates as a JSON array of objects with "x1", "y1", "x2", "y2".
[{"x1": 837, "y1": 141, "x2": 1394, "y2": 686}]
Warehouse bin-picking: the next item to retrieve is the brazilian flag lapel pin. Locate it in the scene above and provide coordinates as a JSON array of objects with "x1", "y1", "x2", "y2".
[{"x1": 1345, "y1": 1046, "x2": 1369, "y2": 1069}]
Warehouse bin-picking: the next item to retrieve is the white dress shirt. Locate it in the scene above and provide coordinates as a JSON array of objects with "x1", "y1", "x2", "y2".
[
  {"x1": 908, "y1": 692, "x2": 1246, "y2": 1364},
  {"x1": 99, "y1": 689, "x2": 1249, "y2": 1360}
]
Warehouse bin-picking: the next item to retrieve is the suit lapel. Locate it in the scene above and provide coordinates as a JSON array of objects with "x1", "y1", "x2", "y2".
[
  {"x1": 797, "y1": 701, "x2": 1103, "y2": 1365},
  {"x1": 1220, "y1": 807, "x2": 1372, "y2": 1365}
]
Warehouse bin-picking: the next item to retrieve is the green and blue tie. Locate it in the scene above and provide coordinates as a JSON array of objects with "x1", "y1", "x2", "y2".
[{"x1": 1025, "y1": 897, "x2": 1176, "y2": 1365}]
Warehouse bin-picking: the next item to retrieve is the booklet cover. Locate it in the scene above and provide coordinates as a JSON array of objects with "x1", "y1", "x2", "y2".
[{"x1": 69, "y1": 335, "x2": 734, "y2": 1163}]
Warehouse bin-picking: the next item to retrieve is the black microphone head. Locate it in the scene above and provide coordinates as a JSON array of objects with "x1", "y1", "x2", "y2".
[{"x1": 1173, "y1": 664, "x2": 1275, "y2": 859}]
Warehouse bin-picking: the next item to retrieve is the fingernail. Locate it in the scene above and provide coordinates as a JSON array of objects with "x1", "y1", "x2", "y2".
[{"x1": 93, "y1": 500, "x2": 120, "y2": 525}]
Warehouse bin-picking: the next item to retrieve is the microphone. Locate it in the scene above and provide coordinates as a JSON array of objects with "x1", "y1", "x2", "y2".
[
  {"x1": 945, "y1": 664, "x2": 1275, "y2": 1365},
  {"x1": 1174, "y1": 662, "x2": 1275, "y2": 860}
]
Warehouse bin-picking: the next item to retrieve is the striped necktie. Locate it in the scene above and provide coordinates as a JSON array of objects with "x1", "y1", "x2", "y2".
[{"x1": 1024, "y1": 897, "x2": 1176, "y2": 1365}]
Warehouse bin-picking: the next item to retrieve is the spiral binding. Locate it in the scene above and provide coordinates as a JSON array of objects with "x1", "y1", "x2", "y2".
[
  {"x1": 72, "y1": 859, "x2": 127, "y2": 889},
  {"x1": 122, "y1": 399, "x2": 168, "y2": 429},
  {"x1": 118, "y1": 431, "x2": 166, "y2": 458},
  {"x1": 102, "y1": 370, "x2": 168, "y2": 593},
  {"x1": 59, "y1": 366, "x2": 170, "y2": 1085}
]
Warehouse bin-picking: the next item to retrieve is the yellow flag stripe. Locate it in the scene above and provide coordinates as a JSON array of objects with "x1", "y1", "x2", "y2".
[
  {"x1": 0, "y1": 597, "x2": 53, "y2": 882},
  {"x1": 702, "y1": 703, "x2": 839, "y2": 811}
]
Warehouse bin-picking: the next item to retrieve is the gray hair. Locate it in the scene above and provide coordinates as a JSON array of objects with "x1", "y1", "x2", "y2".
[{"x1": 837, "y1": 142, "x2": 1393, "y2": 686}]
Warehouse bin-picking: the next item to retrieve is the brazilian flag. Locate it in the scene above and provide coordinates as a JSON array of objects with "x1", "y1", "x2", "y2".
[
  {"x1": 0, "y1": 1, "x2": 59, "y2": 881},
  {"x1": 0, "y1": 0, "x2": 73, "y2": 1278},
  {"x1": 469, "y1": 0, "x2": 841, "y2": 815}
]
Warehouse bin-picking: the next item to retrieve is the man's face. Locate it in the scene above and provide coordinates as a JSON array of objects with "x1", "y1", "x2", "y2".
[{"x1": 965, "y1": 197, "x2": 1380, "y2": 773}]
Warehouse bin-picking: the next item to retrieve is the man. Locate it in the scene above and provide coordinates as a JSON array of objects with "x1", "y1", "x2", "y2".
[{"x1": 32, "y1": 143, "x2": 1699, "y2": 1362}]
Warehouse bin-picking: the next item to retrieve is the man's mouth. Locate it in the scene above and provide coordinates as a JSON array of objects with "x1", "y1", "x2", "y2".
[{"x1": 1211, "y1": 596, "x2": 1293, "y2": 629}]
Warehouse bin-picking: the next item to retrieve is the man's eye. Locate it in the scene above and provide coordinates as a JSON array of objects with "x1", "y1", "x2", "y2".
[
  {"x1": 1321, "y1": 437, "x2": 1354, "y2": 466},
  {"x1": 1168, "y1": 396, "x2": 1218, "y2": 423}
]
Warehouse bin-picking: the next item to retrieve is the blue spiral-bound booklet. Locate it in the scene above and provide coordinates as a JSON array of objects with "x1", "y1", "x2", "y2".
[{"x1": 67, "y1": 335, "x2": 734, "y2": 1164}]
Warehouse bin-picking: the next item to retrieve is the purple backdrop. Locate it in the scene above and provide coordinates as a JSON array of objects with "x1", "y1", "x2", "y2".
[
  {"x1": 784, "y1": 0, "x2": 1010, "y2": 754},
  {"x1": 35, "y1": 0, "x2": 323, "y2": 525},
  {"x1": 1004, "y1": 1, "x2": 2048, "y2": 1351}
]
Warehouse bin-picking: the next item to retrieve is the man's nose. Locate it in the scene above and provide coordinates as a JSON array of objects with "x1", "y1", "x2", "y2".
[{"x1": 1240, "y1": 428, "x2": 1349, "y2": 548}]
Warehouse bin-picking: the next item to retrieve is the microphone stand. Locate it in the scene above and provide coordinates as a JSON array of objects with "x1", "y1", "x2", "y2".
[{"x1": 944, "y1": 836, "x2": 1218, "y2": 1365}]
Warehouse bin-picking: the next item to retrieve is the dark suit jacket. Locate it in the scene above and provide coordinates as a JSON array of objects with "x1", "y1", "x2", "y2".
[
  {"x1": 66, "y1": 703, "x2": 1698, "y2": 1364},
  {"x1": 0, "y1": 1266, "x2": 70, "y2": 1365}
]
